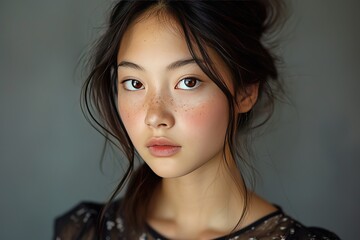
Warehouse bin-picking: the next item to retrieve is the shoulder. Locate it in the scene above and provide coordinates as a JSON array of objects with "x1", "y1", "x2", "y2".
[
  {"x1": 286, "y1": 222, "x2": 340, "y2": 240},
  {"x1": 241, "y1": 207, "x2": 341, "y2": 240},
  {"x1": 53, "y1": 200, "x2": 125, "y2": 240}
]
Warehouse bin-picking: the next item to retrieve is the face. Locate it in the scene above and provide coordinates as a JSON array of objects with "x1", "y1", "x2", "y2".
[{"x1": 116, "y1": 13, "x2": 233, "y2": 178}]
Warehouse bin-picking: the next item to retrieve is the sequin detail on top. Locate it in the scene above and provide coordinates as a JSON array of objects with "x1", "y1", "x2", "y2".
[{"x1": 53, "y1": 200, "x2": 340, "y2": 240}]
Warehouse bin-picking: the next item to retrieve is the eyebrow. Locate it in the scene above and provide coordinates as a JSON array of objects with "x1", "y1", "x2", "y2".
[{"x1": 117, "y1": 58, "x2": 200, "y2": 71}]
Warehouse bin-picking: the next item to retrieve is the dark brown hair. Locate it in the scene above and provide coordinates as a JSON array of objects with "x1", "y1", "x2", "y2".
[{"x1": 82, "y1": 0, "x2": 285, "y2": 237}]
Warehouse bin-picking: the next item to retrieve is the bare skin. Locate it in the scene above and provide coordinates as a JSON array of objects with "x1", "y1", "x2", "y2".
[{"x1": 147, "y1": 149, "x2": 277, "y2": 240}]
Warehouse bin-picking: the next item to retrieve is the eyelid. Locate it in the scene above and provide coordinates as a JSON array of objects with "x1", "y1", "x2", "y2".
[
  {"x1": 175, "y1": 77, "x2": 203, "y2": 90},
  {"x1": 121, "y1": 79, "x2": 145, "y2": 91}
]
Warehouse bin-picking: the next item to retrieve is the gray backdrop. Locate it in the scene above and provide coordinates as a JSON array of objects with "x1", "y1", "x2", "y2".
[{"x1": 0, "y1": 0, "x2": 359, "y2": 239}]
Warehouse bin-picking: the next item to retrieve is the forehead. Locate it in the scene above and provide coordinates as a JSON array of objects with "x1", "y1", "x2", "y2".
[
  {"x1": 116, "y1": 9, "x2": 233, "y2": 90},
  {"x1": 117, "y1": 11, "x2": 189, "y2": 62}
]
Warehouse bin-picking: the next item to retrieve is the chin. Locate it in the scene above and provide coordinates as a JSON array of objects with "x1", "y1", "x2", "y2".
[
  {"x1": 150, "y1": 168, "x2": 183, "y2": 179},
  {"x1": 147, "y1": 163, "x2": 191, "y2": 179}
]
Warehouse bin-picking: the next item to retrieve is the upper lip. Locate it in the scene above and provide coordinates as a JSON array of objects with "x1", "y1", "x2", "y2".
[{"x1": 146, "y1": 137, "x2": 180, "y2": 147}]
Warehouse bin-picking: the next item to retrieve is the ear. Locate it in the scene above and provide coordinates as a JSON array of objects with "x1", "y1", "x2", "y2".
[{"x1": 235, "y1": 83, "x2": 259, "y2": 113}]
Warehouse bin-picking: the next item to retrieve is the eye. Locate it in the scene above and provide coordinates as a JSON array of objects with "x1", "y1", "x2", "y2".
[
  {"x1": 176, "y1": 77, "x2": 202, "y2": 90},
  {"x1": 122, "y1": 79, "x2": 144, "y2": 91}
]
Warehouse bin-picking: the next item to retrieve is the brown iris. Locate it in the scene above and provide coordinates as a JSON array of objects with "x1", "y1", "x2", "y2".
[
  {"x1": 131, "y1": 80, "x2": 143, "y2": 89},
  {"x1": 183, "y1": 78, "x2": 197, "y2": 88}
]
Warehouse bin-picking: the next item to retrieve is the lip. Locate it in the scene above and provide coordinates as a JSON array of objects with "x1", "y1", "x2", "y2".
[{"x1": 146, "y1": 137, "x2": 181, "y2": 157}]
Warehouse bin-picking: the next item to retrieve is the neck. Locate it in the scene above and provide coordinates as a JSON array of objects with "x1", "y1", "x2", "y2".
[{"x1": 147, "y1": 153, "x2": 248, "y2": 236}]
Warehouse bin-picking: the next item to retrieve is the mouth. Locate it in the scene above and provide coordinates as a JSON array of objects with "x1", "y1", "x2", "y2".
[{"x1": 146, "y1": 138, "x2": 181, "y2": 157}]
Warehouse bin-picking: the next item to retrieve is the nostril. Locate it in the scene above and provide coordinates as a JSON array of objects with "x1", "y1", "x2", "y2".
[{"x1": 144, "y1": 103, "x2": 175, "y2": 129}]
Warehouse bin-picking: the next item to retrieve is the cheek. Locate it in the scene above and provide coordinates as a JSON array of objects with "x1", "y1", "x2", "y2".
[
  {"x1": 117, "y1": 98, "x2": 144, "y2": 133},
  {"x1": 178, "y1": 95, "x2": 229, "y2": 137}
]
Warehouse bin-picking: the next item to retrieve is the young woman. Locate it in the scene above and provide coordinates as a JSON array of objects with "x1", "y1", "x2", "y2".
[{"x1": 54, "y1": 1, "x2": 339, "y2": 239}]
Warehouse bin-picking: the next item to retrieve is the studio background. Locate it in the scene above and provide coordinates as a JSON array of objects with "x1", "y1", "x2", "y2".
[{"x1": 0, "y1": 0, "x2": 359, "y2": 239}]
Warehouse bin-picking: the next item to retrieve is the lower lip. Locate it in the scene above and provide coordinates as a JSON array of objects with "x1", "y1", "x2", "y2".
[{"x1": 148, "y1": 146, "x2": 181, "y2": 157}]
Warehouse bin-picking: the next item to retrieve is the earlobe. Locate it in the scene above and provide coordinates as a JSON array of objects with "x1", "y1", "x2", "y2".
[{"x1": 235, "y1": 83, "x2": 259, "y2": 113}]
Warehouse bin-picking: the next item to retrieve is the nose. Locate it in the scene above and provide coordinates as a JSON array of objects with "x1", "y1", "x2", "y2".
[{"x1": 144, "y1": 97, "x2": 175, "y2": 129}]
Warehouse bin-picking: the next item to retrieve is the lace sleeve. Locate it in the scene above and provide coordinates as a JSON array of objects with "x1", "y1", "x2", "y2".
[
  {"x1": 287, "y1": 225, "x2": 341, "y2": 240},
  {"x1": 53, "y1": 202, "x2": 102, "y2": 240}
]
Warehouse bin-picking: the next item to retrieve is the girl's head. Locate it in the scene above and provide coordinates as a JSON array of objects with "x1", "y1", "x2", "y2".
[
  {"x1": 117, "y1": 12, "x2": 234, "y2": 178},
  {"x1": 82, "y1": 0, "x2": 285, "y2": 233}
]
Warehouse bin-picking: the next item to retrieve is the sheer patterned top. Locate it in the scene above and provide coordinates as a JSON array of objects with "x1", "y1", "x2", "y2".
[{"x1": 54, "y1": 200, "x2": 340, "y2": 240}]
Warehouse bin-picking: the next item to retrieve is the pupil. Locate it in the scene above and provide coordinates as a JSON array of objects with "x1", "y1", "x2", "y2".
[
  {"x1": 185, "y1": 78, "x2": 196, "y2": 87},
  {"x1": 132, "y1": 80, "x2": 142, "y2": 89}
]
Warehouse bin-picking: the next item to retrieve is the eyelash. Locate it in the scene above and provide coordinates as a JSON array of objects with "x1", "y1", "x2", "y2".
[
  {"x1": 175, "y1": 77, "x2": 202, "y2": 90},
  {"x1": 121, "y1": 77, "x2": 202, "y2": 91},
  {"x1": 122, "y1": 79, "x2": 144, "y2": 91}
]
